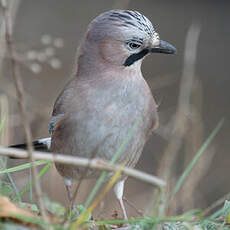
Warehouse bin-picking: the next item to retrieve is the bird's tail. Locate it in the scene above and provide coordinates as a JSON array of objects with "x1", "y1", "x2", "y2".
[{"x1": 10, "y1": 137, "x2": 51, "y2": 152}]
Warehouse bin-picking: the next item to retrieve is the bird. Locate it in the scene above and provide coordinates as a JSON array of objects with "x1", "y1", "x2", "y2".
[{"x1": 11, "y1": 10, "x2": 176, "y2": 219}]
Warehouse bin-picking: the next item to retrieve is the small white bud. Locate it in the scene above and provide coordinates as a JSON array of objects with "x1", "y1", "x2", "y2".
[
  {"x1": 49, "y1": 58, "x2": 61, "y2": 69},
  {"x1": 41, "y1": 34, "x2": 52, "y2": 45},
  {"x1": 30, "y1": 63, "x2": 42, "y2": 73},
  {"x1": 36, "y1": 52, "x2": 47, "y2": 62},
  {"x1": 26, "y1": 50, "x2": 37, "y2": 60},
  {"x1": 53, "y1": 38, "x2": 64, "y2": 48}
]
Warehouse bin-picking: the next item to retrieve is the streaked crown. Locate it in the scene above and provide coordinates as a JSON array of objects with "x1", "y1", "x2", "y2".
[
  {"x1": 87, "y1": 10, "x2": 160, "y2": 43},
  {"x1": 78, "y1": 10, "x2": 176, "y2": 69}
]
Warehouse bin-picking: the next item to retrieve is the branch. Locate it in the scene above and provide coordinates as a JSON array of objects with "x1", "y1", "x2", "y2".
[
  {"x1": 1, "y1": 0, "x2": 48, "y2": 223},
  {"x1": 0, "y1": 146, "x2": 166, "y2": 188}
]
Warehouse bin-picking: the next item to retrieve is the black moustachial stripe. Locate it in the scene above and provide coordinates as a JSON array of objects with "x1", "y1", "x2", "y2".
[{"x1": 124, "y1": 48, "x2": 149, "y2": 66}]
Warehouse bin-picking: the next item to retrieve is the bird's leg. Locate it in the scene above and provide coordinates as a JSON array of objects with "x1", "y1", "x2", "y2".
[
  {"x1": 114, "y1": 180, "x2": 128, "y2": 220},
  {"x1": 66, "y1": 184, "x2": 73, "y2": 207},
  {"x1": 64, "y1": 178, "x2": 74, "y2": 210}
]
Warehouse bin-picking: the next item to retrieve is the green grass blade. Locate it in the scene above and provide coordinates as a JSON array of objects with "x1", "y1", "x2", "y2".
[
  {"x1": 210, "y1": 207, "x2": 225, "y2": 219},
  {"x1": 89, "y1": 215, "x2": 194, "y2": 227},
  {"x1": 84, "y1": 116, "x2": 141, "y2": 209},
  {"x1": 0, "y1": 160, "x2": 48, "y2": 174},
  {"x1": 110, "y1": 116, "x2": 141, "y2": 164},
  {"x1": 0, "y1": 158, "x2": 21, "y2": 201},
  {"x1": 29, "y1": 167, "x2": 33, "y2": 203},
  {"x1": 0, "y1": 115, "x2": 21, "y2": 200},
  {"x1": 84, "y1": 171, "x2": 107, "y2": 209},
  {"x1": 13, "y1": 162, "x2": 51, "y2": 201},
  {"x1": 168, "y1": 118, "x2": 225, "y2": 204}
]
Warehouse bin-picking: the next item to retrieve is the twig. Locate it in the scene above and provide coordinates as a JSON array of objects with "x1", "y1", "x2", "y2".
[
  {"x1": 202, "y1": 192, "x2": 230, "y2": 217},
  {"x1": 159, "y1": 23, "x2": 201, "y2": 182},
  {"x1": 1, "y1": 0, "x2": 48, "y2": 223},
  {"x1": 180, "y1": 79, "x2": 204, "y2": 210},
  {"x1": 0, "y1": 0, "x2": 20, "y2": 71},
  {"x1": 155, "y1": 23, "x2": 201, "y2": 217},
  {"x1": 0, "y1": 146, "x2": 166, "y2": 188}
]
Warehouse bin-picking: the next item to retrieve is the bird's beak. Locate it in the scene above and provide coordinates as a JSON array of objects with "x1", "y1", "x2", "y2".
[{"x1": 150, "y1": 40, "x2": 177, "y2": 54}]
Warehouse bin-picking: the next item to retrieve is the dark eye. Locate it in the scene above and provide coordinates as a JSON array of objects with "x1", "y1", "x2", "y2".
[{"x1": 128, "y1": 42, "x2": 141, "y2": 50}]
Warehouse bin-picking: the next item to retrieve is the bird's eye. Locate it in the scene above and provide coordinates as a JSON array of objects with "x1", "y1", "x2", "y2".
[{"x1": 128, "y1": 42, "x2": 141, "y2": 50}]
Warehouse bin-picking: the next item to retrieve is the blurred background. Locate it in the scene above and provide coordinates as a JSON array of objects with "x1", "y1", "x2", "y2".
[{"x1": 0, "y1": 0, "x2": 230, "y2": 218}]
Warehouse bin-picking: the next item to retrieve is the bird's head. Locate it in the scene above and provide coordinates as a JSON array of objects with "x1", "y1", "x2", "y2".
[{"x1": 82, "y1": 10, "x2": 176, "y2": 69}]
